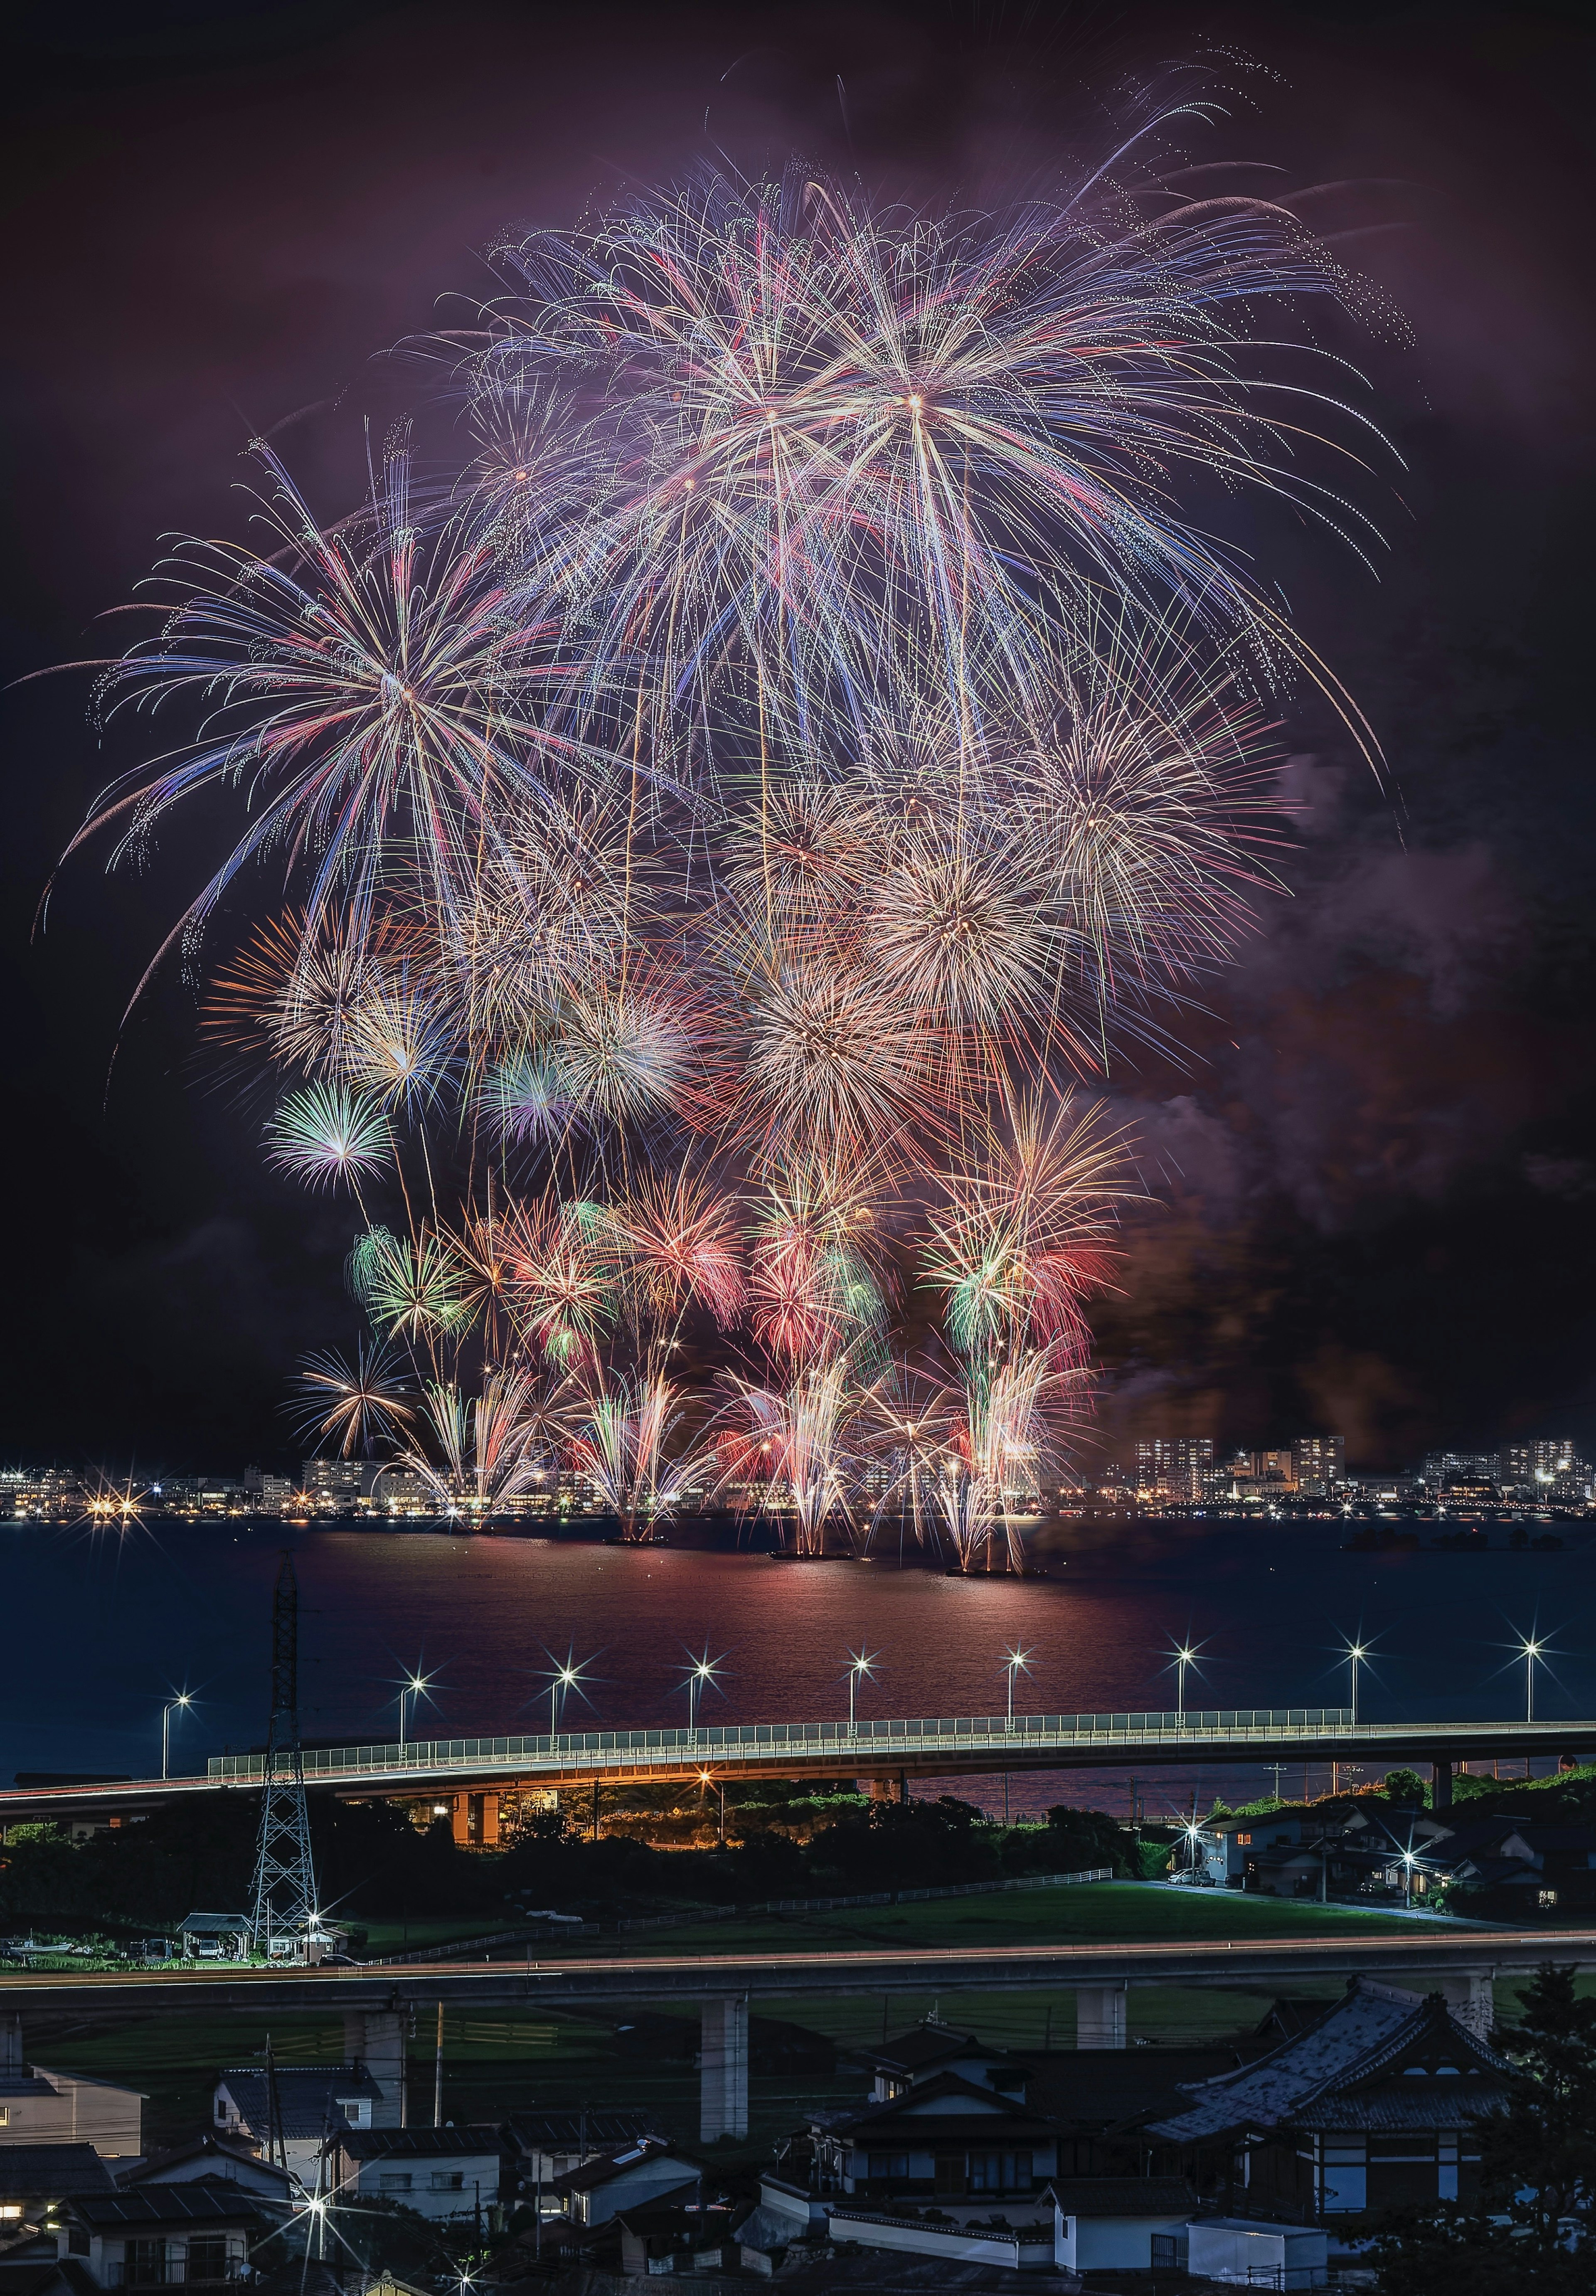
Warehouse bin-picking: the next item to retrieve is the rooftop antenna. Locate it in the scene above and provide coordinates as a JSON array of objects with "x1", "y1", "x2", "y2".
[{"x1": 249, "y1": 1553, "x2": 320, "y2": 1959}]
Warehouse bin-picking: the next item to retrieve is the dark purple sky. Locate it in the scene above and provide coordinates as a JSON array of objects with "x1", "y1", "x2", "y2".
[{"x1": 2, "y1": 0, "x2": 1594, "y2": 1471}]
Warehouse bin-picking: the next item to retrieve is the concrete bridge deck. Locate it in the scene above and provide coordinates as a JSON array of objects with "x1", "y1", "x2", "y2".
[{"x1": 5, "y1": 1706, "x2": 1594, "y2": 1825}]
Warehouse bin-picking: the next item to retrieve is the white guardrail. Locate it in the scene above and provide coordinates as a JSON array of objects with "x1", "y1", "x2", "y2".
[{"x1": 209, "y1": 1707, "x2": 1355, "y2": 1784}]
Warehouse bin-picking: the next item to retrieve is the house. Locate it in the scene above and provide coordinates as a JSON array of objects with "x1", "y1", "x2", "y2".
[
  {"x1": 808, "y1": 2070, "x2": 1060, "y2": 2219},
  {"x1": 1050, "y1": 2178, "x2": 1196, "y2": 2273},
  {"x1": 175, "y1": 1918, "x2": 252, "y2": 1964},
  {"x1": 500, "y1": 2110, "x2": 658, "y2": 2200},
  {"x1": 611, "y1": 2201, "x2": 734, "y2": 2278},
  {"x1": 1419, "y1": 1818, "x2": 1596, "y2": 1916},
  {"x1": 552, "y1": 2138, "x2": 698, "y2": 2229},
  {"x1": 1027, "y1": 2047, "x2": 1271, "y2": 2180},
  {"x1": 1142, "y1": 1977, "x2": 1513, "y2": 2219},
  {"x1": 0, "y1": 2029, "x2": 143, "y2": 2162},
  {"x1": 114, "y1": 2137, "x2": 293, "y2": 2207},
  {"x1": 326, "y1": 2127, "x2": 502, "y2": 2223},
  {"x1": 1187, "y1": 2217, "x2": 1329, "y2": 2289},
  {"x1": 54, "y1": 2183, "x2": 263, "y2": 2289},
  {"x1": 0, "y1": 2147, "x2": 116, "y2": 2235},
  {"x1": 212, "y1": 2067, "x2": 381, "y2": 2191},
  {"x1": 848, "y1": 2019, "x2": 1033, "y2": 2105}
]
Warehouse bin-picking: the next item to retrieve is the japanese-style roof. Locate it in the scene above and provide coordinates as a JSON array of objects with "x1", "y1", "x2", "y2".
[
  {"x1": 1291, "y1": 2086, "x2": 1510, "y2": 2132},
  {"x1": 1050, "y1": 2178, "x2": 1197, "y2": 2219},
  {"x1": 828, "y1": 2071, "x2": 1040, "y2": 2138},
  {"x1": 0, "y1": 2148, "x2": 116, "y2": 2200},
  {"x1": 71, "y1": 2188, "x2": 263, "y2": 2227},
  {"x1": 552, "y1": 2139, "x2": 692, "y2": 2195},
  {"x1": 177, "y1": 1914, "x2": 252, "y2": 1936},
  {"x1": 502, "y1": 2111, "x2": 657, "y2": 2153},
  {"x1": 336, "y1": 2127, "x2": 502, "y2": 2162},
  {"x1": 855, "y1": 2020, "x2": 1017, "y2": 2077},
  {"x1": 118, "y1": 2136, "x2": 290, "y2": 2190},
  {"x1": 1144, "y1": 1980, "x2": 1513, "y2": 2143},
  {"x1": 217, "y1": 2067, "x2": 379, "y2": 2143}
]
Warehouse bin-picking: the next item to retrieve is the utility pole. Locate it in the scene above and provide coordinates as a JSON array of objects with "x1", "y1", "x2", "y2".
[
  {"x1": 433, "y1": 2002, "x2": 445, "y2": 2127},
  {"x1": 249, "y1": 1554, "x2": 321, "y2": 1960}
]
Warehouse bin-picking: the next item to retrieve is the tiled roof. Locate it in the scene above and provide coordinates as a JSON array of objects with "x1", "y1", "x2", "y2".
[
  {"x1": 830, "y1": 2071, "x2": 1036, "y2": 2136},
  {"x1": 858, "y1": 2022, "x2": 992, "y2": 2074},
  {"x1": 218, "y1": 2067, "x2": 379, "y2": 2143},
  {"x1": 118, "y1": 2137, "x2": 291, "y2": 2191},
  {"x1": 72, "y1": 2189, "x2": 263, "y2": 2228},
  {"x1": 1026, "y1": 2048, "x2": 1258, "y2": 2132},
  {"x1": 502, "y1": 2111, "x2": 656, "y2": 2153},
  {"x1": 1291, "y1": 2084, "x2": 1511, "y2": 2131},
  {"x1": 553, "y1": 2139, "x2": 692, "y2": 2195},
  {"x1": 1145, "y1": 1982, "x2": 1511, "y2": 2143},
  {"x1": 336, "y1": 2128, "x2": 502, "y2": 2162},
  {"x1": 0, "y1": 2148, "x2": 116, "y2": 2199},
  {"x1": 1051, "y1": 2178, "x2": 1197, "y2": 2218},
  {"x1": 840, "y1": 2114, "x2": 1060, "y2": 2146}
]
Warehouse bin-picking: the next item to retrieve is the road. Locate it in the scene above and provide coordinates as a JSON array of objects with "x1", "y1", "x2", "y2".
[{"x1": 5, "y1": 1926, "x2": 1593, "y2": 2016}]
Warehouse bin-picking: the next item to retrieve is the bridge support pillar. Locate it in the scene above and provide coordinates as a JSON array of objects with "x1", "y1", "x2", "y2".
[
  {"x1": 1438, "y1": 1972, "x2": 1494, "y2": 2040},
  {"x1": 1076, "y1": 1986, "x2": 1127, "y2": 2049},
  {"x1": 1431, "y1": 1760, "x2": 1453, "y2": 1810},
  {"x1": 344, "y1": 2009, "x2": 408, "y2": 2126},
  {"x1": 700, "y1": 1996, "x2": 749, "y2": 2143}
]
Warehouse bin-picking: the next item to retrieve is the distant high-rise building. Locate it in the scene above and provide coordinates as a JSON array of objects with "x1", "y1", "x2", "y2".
[
  {"x1": 1292, "y1": 1435, "x2": 1346, "y2": 1493},
  {"x1": 1253, "y1": 1448, "x2": 1295, "y2": 1488},
  {"x1": 1421, "y1": 1451, "x2": 1495, "y2": 1489},
  {"x1": 301, "y1": 1458, "x2": 363, "y2": 1505},
  {"x1": 1134, "y1": 1437, "x2": 1214, "y2": 1503},
  {"x1": 1497, "y1": 1439, "x2": 1583, "y2": 1492}
]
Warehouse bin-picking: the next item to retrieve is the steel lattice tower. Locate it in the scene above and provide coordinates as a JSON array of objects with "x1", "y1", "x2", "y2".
[{"x1": 249, "y1": 1553, "x2": 320, "y2": 1956}]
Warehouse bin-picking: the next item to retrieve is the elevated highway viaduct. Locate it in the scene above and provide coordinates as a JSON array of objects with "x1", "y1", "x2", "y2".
[{"x1": 7, "y1": 1925, "x2": 1594, "y2": 2143}]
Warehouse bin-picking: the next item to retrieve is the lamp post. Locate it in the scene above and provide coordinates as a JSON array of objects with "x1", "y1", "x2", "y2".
[
  {"x1": 682, "y1": 1647, "x2": 724, "y2": 1740},
  {"x1": 1001, "y1": 1644, "x2": 1034, "y2": 1733},
  {"x1": 1520, "y1": 1635, "x2": 1543, "y2": 1722},
  {"x1": 399, "y1": 1670, "x2": 430, "y2": 1747},
  {"x1": 551, "y1": 1662, "x2": 580, "y2": 1737},
  {"x1": 1347, "y1": 1641, "x2": 1367, "y2": 1724},
  {"x1": 846, "y1": 1647, "x2": 881, "y2": 1737},
  {"x1": 161, "y1": 1693, "x2": 192, "y2": 1781},
  {"x1": 1175, "y1": 1645, "x2": 1196, "y2": 1722}
]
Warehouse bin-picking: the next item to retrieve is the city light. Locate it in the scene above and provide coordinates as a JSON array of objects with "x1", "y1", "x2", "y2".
[
  {"x1": 1000, "y1": 1643, "x2": 1035, "y2": 1730},
  {"x1": 161, "y1": 1691, "x2": 193, "y2": 1782},
  {"x1": 845, "y1": 1645, "x2": 882, "y2": 1735},
  {"x1": 680, "y1": 1645, "x2": 727, "y2": 1733}
]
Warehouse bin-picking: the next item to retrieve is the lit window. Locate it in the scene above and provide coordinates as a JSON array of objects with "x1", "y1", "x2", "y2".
[{"x1": 1539, "y1": 1888, "x2": 1559, "y2": 1909}]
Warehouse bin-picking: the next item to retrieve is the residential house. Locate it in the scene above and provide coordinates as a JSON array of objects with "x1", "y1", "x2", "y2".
[
  {"x1": 500, "y1": 2111, "x2": 657, "y2": 2202},
  {"x1": 1419, "y1": 1817, "x2": 1596, "y2": 1917},
  {"x1": 54, "y1": 2184, "x2": 264, "y2": 2289},
  {"x1": 610, "y1": 2202, "x2": 734, "y2": 2278},
  {"x1": 114, "y1": 2139, "x2": 291, "y2": 2208},
  {"x1": 1142, "y1": 1978, "x2": 1513, "y2": 2220},
  {"x1": 1050, "y1": 2177, "x2": 1198, "y2": 2273},
  {"x1": 1027, "y1": 2048, "x2": 1271, "y2": 2180},
  {"x1": 808, "y1": 2070, "x2": 1060, "y2": 2220},
  {"x1": 552, "y1": 2139, "x2": 698, "y2": 2230},
  {"x1": 0, "y1": 2029, "x2": 143, "y2": 2162},
  {"x1": 0, "y1": 2148, "x2": 115, "y2": 2238},
  {"x1": 326, "y1": 2128, "x2": 502, "y2": 2224},
  {"x1": 848, "y1": 2020, "x2": 1033, "y2": 2105},
  {"x1": 211, "y1": 2067, "x2": 381, "y2": 2191}
]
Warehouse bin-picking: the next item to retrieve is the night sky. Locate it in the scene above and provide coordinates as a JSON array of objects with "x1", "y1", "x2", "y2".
[{"x1": 2, "y1": 0, "x2": 1593, "y2": 1473}]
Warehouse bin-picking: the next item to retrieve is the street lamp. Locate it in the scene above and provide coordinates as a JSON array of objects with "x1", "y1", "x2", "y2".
[
  {"x1": 1519, "y1": 1635, "x2": 1543, "y2": 1722},
  {"x1": 846, "y1": 1646, "x2": 881, "y2": 1736},
  {"x1": 161, "y1": 1693, "x2": 192, "y2": 1781},
  {"x1": 399, "y1": 1668, "x2": 432, "y2": 1747},
  {"x1": 681, "y1": 1647, "x2": 725, "y2": 1736},
  {"x1": 1346, "y1": 1641, "x2": 1367, "y2": 1725},
  {"x1": 1000, "y1": 1644, "x2": 1035, "y2": 1732},
  {"x1": 1171, "y1": 1643, "x2": 1197, "y2": 1722}
]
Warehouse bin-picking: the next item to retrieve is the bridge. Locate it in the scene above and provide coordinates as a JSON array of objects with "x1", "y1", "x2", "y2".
[
  {"x1": 4, "y1": 1706, "x2": 1592, "y2": 1833},
  {"x1": 5, "y1": 1926, "x2": 1593, "y2": 2144}
]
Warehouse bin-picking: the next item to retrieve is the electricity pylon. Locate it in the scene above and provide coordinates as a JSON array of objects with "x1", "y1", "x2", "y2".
[{"x1": 248, "y1": 1553, "x2": 321, "y2": 1957}]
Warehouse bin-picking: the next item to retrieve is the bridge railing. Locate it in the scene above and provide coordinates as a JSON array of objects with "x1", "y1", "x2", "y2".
[{"x1": 207, "y1": 1707, "x2": 1353, "y2": 1784}]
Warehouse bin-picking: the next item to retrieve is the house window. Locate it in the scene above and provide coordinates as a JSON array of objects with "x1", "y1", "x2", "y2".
[
  {"x1": 0, "y1": 2106, "x2": 8, "y2": 2125},
  {"x1": 1150, "y1": 2235, "x2": 1180, "y2": 2268},
  {"x1": 185, "y1": 2236, "x2": 230, "y2": 2282},
  {"x1": 968, "y1": 2153, "x2": 1030, "y2": 2193},
  {"x1": 122, "y1": 2237, "x2": 167, "y2": 2286},
  {"x1": 379, "y1": 2173, "x2": 414, "y2": 2193},
  {"x1": 429, "y1": 2172, "x2": 466, "y2": 2193},
  {"x1": 933, "y1": 2156, "x2": 963, "y2": 2195},
  {"x1": 1236, "y1": 1833, "x2": 1251, "y2": 1846},
  {"x1": 1539, "y1": 1889, "x2": 1559, "y2": 1909},
  {"x1": 866, "y1": 2154, "x2": 909, "y2": 2182}
]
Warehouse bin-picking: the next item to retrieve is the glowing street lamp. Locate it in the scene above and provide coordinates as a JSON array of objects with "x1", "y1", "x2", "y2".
[
  {"x1": 845, "y1": 1646, "x2": 881, "y2": 1736},
  {"x1": 1000, "y1": 1643, "x2": 1035, "y2": 1732},
  {"x1": 681, "y1": 1646, "x2": 726, "y2": 1737},
  {"x1": 1169, "y1": 1642, "x2": 1199, "y2": 1722},
  {"x1": 398, "y1": 1666, "x2": 434, "y2": 1747},
  {"x1": 1519, "y1": 1634, "x2": 1544, "y2": 1722},
  {"x1": 161, "y1": 1692, "x2": 192, "y2": 1781},
  {"x1": 1347, "y1": 1640, "x2": 1367, "y2": 1723}
]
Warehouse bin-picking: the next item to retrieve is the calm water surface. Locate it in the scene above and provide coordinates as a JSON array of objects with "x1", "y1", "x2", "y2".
[{"x1": 5, "y1": 1519, "x2": 1592, "y2": 1820}]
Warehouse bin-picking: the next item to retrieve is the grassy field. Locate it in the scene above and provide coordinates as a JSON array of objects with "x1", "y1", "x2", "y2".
[{"x1": 548, "y1": 1880, "x2": 1463, "y2": 1958}]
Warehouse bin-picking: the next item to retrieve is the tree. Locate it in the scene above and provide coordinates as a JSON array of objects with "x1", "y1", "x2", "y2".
[
  {"x1": 1380, "y1": 1767, "x2": 1428, "y2": 1806},
  {"x1": 1369, "y1": 1965, "x2": 1596, "y2": 2293}
]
